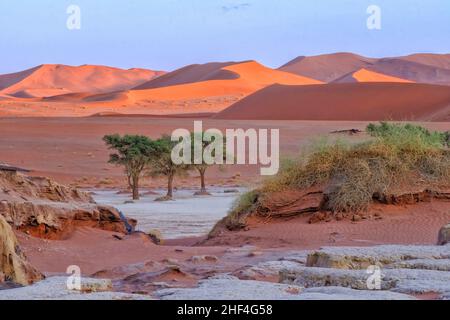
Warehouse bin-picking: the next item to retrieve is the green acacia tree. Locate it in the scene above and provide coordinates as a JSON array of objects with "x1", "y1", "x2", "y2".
[
  {"x1": 103, "y1": 134, "x2": 159, "y2": 200},
  {"x1": 149, "y1": 135, "x2": 192, "y2": 201},
  {"x1": 190, "y1": 131, "x2": 227, "y2": 196}
]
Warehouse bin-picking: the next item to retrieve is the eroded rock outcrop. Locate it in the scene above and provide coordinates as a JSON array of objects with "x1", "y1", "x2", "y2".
[
  {"x1": 0, "y1": 172, "x2": 135, "y2": 239},
  {"x1": 0, "y1": 215, "x2": 43, "y2": 285},
  {"x1": 438, "y1": 223, "x2": 450, "y2": 245}
]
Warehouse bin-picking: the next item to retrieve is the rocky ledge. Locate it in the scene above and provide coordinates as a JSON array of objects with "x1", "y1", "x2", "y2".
[
  {"x1": 0, "y1": 172, "x2": 135, "y2": 239},
  {"x1": 0, "y1": 171, "x2": 135, "y2": 287}
]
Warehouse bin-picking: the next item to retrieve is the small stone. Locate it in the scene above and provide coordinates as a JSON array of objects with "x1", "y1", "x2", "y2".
[
  {"x1": 189, "y1": 255, "x2": 219, "y2": 263},
  {"x1": 248, "y1": 251, "x2": 264, "y2": 257},
  {"x1": 352, "y1": 214, "x2": 362, "y2": 222},
  {"x1": 163, "y1": 258, "x2": 179, "y2": 265}
]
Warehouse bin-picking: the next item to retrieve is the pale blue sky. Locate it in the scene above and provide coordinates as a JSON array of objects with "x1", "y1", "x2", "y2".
[{"x1": 0, "y1": 0, "x2": 449, "y2": 73}]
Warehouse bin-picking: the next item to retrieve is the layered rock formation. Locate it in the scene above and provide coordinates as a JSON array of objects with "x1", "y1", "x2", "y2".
[
  {"x1": 0, "y1": 215, "x2": 43, "y2": 285},
  {"x1": 0, "y1": 172, "x2": 135, "y2": 239}
]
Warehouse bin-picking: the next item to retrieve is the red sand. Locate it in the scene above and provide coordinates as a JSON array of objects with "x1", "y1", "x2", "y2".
[
  {"x1": 205, "y1": 202, "x2": 450, "y2": 248},
  {"x1": 0, "y1": 117, "x2": 448, "y2": 185},
  {"x1": 214, "y1": 82, "x2": 450, "y2": 121},
  {"x1": 16, "y1": 200, "x2": 449, "y2": 278},
  {"x1": 16, "y1": 227, "x2": 226, "y2": 276}
]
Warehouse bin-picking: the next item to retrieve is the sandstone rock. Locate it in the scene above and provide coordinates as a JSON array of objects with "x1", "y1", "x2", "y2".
[
  {"x1": 0, "y1": 277, "x2": 150, "y2": 300},
  {"x1": 438, "y1": 223, "x2": 450, "y2": 245},
  {"x1": 0, "y1": 172, "x2": 135, "y2": 239},
  {"x1": 147, "y1": 229, "x2": 163, "y2": 245},
  {"x1": 256, "y1": 188, "x2": 323, "y2": 218},
  {"x1": 156, "y1": 276, "x2": 304, "y2": 300},
  {"x1": 306, "y1": 245, "x2": 450, "y2": 269},
  {"x1": 390, "y1": 259, "x2": 450, "y2": 271},
  {"x1": 280, "y1": 266, "x2": 398, "y2": 290},
  {"x1": 233, "y1": 260, "x2": 303, "y2": 281},
  {"x1": 299, "y1": 286, "x2": 415, "y2": 300},
  {"x1": 0, "y1": 215, "x2": 43, "y2": 285},
  {"x1": 155, "y1": 276, "x2": 415, "y2": 300},
  {"x1": 189, "y1": 255, "x2": 219, "y2": 263},
  {"x1": 281, "y1": 265, "x2": 450, "y2": 295},
  {"x1": 70, "y1": 278, "x2": 113, "y2": 293}
]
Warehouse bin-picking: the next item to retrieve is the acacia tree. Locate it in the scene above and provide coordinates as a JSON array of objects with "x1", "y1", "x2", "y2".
[
  {"x1": 190, "y1": 131, "x2": 227, "y2": 196},
  {"x1": 103, "y1": 134, "x2": 159, "y2": 200},
  {"x1": 148, "y1": 135, "x2": 192, "y2": 201}
]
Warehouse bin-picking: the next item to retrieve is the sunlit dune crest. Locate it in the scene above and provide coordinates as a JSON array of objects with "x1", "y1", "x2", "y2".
[{"x1": 344, "y1": 68, "x2": 413, "y2": 83}]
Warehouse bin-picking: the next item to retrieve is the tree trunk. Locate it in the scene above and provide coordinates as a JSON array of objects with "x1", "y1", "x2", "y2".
[
  {"x1": 132, "y1": 175, "x2": 140, "y2": 200},
  {"x1": 199, "y1": 168, "x2": 207, "y2": 193},
  {"x1": 167, "y1": 174, "x2": 174, "y2": 198}
]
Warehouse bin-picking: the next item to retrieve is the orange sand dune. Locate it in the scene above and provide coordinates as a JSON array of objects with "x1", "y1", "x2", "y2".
[
  {"x1": 214, "y1": 82, "x2": 450, "y2": 121},
  {"x1": 368, "y1": 58, "x2": 450, "y2": 86},
  {"x1": 87, "y1": 60, "x2": 322, "y2": 103},
  {"x1": 279, "y1": 52, "x2": 450, "y2": 86},
  {"x1": 133, "y1": 62, "x2": 239, "y2": 90},
  {"x1": 0, "y1": 64, "x2": 165, "y2": 98},
  {"x1": 279, "y1": 52, "x2": 377, "y2": 82},
  {"x1": 334, "y1": 68, "x2": 413, "y2": 83}
]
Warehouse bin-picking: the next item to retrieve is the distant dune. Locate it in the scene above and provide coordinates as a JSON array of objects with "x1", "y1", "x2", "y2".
[
  {"x1": 368, "y1": 58, "x2": 450, "y2": 86},
  {"x1": 0, "y1": 64, "x2": 165, "y2": 98},
  {"x1": 130, "y1": 60, "x2": 322, "y2": 97},
  {"x1": 214, "y1": 82, "x2": 450, "y2": 121},
  {"x1": 398, "y1": 53, "x2": 450, "y2": 70},
  {"x1": 133, "y1": 62, "x2": 239, "y2": 90},
  {"x1": 279, "y1": 53, "x2": 377, "y2": 82},
  {"x1": 1, "y1": 53, "x2": 450, "y2": 118},
  {"x1": 334, "y1": 68, "x2": 413, "y2": 83},
  {"x1": 280, "y1": 52, "x2": 450, "y2": 86},
  {"x1": 79, "y1": 60, "x2": 322, "y2": 107}
]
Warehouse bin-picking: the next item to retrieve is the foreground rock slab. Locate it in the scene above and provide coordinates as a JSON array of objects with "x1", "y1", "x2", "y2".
[
  {"x1": 0, "y1": 277, "x2": 151, "y2": 300},
  {"x1": 155, "y1": 276, "x2": 415, "y2": 300},
  {"x1": 306, "y1": 244, "x2": 450, "y2": 269}
]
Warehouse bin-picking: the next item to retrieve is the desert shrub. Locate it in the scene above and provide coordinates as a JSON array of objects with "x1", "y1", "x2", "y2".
[
  {"x1": 367, "y1": 122, "x2": 447, "y2": 148},
  {"x1": 223, "y1": 123, "x2": 449, "y2": 225},
  {"x1": 225, "y1": 190, "x2": 260, "y2": 230}
]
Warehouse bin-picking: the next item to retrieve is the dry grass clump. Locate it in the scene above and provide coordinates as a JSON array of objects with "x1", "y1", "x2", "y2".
[{"x1": 222, "y1": 123, "x2": 449, "y2": 229}]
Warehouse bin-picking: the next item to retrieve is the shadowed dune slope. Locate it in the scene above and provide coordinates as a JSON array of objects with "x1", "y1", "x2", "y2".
[
  {"x1": 398, "y1": 53, "x2": 450, "y2": 70},
  {"x1": 214, "y1": 82, "x2": 450, "y2": 121},
  {"x1": 280, "y1": 53, "x2": 450, "y2": 86},
  {"x1": 279, "y1": 53, "x2": 377, "y2": 82},
  {"x1": 368, "y1": 59, "x2": 450, "y2": 86},
  {"x1": 0, "y1": 64, "x2": 165, "y2": 98},
  {"x1": 133, "y1": 62, "x2": 240, "y2": 90}
]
